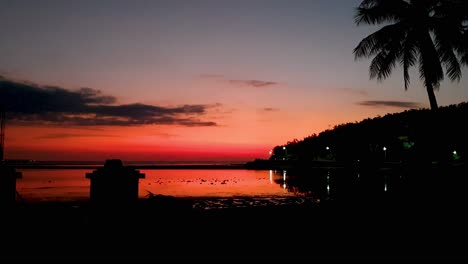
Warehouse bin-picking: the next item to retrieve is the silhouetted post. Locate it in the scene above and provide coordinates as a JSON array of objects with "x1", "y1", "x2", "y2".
[
  {"x1": 0, "y1": 165, "x2": 22, "y2": 208},
  {"x1": 85, "y1": 159, "x2": 145, "y2": 206}
]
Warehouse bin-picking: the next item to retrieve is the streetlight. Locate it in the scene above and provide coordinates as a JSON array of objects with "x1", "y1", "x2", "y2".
[
  {"x1": 282, "y1": 146, "x2": 287, "y2": 160},
  {"x1": 325, "y1": 146, "x2": 331, "y2": 160},
  {"x1": 383, "y1": 146, "x2": 387, "y2": 161}
]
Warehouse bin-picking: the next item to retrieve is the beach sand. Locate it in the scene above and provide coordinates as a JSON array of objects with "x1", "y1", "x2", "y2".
[{"x1": 1, "y1": 194, "x2": 468, "y2": 262}]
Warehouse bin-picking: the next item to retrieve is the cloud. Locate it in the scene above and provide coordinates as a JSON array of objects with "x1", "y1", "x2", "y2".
[
  {"x1": 227, "y1": 80, "x2": 278, "y2": 88},
  {"x1": 0, "y1": 77, "x2": 219, "y2": 127},
  {"x1": 357, "y1": 100, "x2": 421, "y2": 108},
  {"x1": 260, "y1": 107, "x2": 280, "y2": 112},
  {"x1": 200, "y1": 74, "x2": 279, "y2": 88}
]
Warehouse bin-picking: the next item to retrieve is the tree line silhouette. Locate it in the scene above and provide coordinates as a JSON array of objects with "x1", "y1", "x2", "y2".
[{"x1": 270, "y1": 102, "x2": 467, "y2": 166}]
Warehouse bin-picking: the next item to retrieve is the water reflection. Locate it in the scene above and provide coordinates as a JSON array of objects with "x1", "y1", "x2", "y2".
[
  {"x1": 283, "y1": 170, "x2": 287, "y2": 190},
  {"x1": 269, "y1": 167, "x2": 435, "y2": 203},
  {"x1": 384, "y1": 175, "x2": 387, "y2": 192},
  {"x1": 15, "y1": 166, "x2": 468, "y2": 206}
]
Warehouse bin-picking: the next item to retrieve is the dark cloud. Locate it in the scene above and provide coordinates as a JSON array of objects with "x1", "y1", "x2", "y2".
[
  {"x1": 227, "y1": 80, "x2": 278, "y2": 88},
  {"x1": 261, "y1": 107, "x2": 280, "y2": 112},
  {"x1": 0, "y1": 77, "x2": 218, "y2": 127},
  {"x1": 357, "y1": 100, "x2": 421, "y2": 108}
]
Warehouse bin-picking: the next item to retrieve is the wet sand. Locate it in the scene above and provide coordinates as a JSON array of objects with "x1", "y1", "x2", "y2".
[{"x1": 2, "y1": 194, "x2": 468, "y2": 262}]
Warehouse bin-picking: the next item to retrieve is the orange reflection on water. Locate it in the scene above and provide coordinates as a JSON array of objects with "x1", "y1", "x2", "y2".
[
  {"x1": 16, "y1": 169, "x2": 90, "y2": 202},
  {"x1": 138, "y1": 169, "x2": 293, "y2": 198},
  {"x1": 16, "y1": 169, "x2": 293, "y2": 202}
]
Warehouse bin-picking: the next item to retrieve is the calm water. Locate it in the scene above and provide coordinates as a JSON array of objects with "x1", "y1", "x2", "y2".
[
  {"x1": 16, "y1": 169, "x2": 299, "y2": 202},
  {"x1": 17, "y1": 166, "x2": 468, "y2": 205}
]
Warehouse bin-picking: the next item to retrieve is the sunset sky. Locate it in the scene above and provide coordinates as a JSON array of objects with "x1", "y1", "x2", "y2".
[{"x1": 1, "y1": 0, "x2": 467, "y2": 162}]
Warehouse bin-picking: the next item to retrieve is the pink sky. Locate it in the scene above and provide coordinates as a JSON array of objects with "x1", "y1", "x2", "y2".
[{"x1": 1, "y1": 0, "x2": 467, "y2": 161}]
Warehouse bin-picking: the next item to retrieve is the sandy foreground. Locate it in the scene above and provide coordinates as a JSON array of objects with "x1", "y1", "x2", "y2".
[{"x1": 1, "y1": 193, "x2": 468, "y2": 262}]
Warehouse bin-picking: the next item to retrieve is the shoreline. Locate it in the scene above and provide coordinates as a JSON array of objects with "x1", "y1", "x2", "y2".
[{"x1": 8, "y1": 158, "x2": 466, "y2": 171}]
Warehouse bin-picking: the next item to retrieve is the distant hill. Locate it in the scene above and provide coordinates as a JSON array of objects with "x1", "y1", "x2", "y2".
[{"x1": 269, "y1": 102, "x2": 468, "y2": 165}]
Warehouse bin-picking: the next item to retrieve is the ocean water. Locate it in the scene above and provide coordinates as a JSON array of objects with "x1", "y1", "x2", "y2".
[
  {"x1": 15, "y1": 168, "x2": 297, "y2": 203},
  {"x1": 15, "y1": 161, "x2": 445, "y2": 209}
]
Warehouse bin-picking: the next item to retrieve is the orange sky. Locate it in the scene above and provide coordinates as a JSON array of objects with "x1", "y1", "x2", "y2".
[
  {"x1": 2, "y1": 0, "x2": 467, "y2": 161},
  {"x1": 3, "y1": 85, "x2": 415, "y2": 162}
]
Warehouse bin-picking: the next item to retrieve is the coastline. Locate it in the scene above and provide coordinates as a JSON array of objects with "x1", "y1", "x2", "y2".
[{"x1": 9, "y1": 158, "x2": 466, "y2": 171}]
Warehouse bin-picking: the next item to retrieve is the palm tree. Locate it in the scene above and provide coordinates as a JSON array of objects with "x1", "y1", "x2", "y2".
[{"x1": 353, "y1": 0, "x2": 467, "y2": 110}]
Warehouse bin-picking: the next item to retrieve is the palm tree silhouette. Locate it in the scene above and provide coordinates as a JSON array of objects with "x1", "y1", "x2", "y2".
[{"x1": 353, "y1": 0, "x2": 467, "y2": 110}]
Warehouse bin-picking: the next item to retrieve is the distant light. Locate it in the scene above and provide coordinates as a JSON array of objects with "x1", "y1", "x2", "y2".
[
  {"x1": 383, "y1": 147, "x2": 387, "y2": 151},
  {"x1": 269, "y1": 150, "x2": 272, "y2": 155},
  {"x1": 453, "y1": 150, "x2": 457, "y2": 155},
  {"x1": 283, "y1": 146, "x2": 286, "y2": 150},
  {"x1": 326, "y1": 146, "x2": 329, "y2": 150}
]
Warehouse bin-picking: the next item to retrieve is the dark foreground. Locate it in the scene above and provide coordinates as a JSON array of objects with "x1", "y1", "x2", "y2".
[
  {"x1": 1, "y1": 194, "x2": 468, "y2": 262},
  {"x1": 1, "y1": 164, "x2": 468, "y2": 262}
]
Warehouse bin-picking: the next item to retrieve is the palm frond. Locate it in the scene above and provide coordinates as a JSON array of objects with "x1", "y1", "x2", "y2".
[
  {"x1": 459, "y1": 30, "x2": 468, "y2": 65},
  {"x1": 432, "y1": 16, "x2": 463, "y2": 81},
  {"x1": 355, "y1": 0, "x2": 409, "y2": 25},
  {"x1": 354, "y1": 23, "x2": 407, "y2": 59},
  {"x1": 400, "y1": 31, "x2": 418, "y2": 90},
  {"x1": 369, "y1": 39, "x2": 403, "y2": 81},
  {"x1": 435, "y1": 38, "x2": 462, "y2": 81}
]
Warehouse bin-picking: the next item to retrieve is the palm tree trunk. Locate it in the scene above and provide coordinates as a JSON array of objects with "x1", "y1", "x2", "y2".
[{"x1": 426, "y1": 83, "x2": 438, "y2": 110}]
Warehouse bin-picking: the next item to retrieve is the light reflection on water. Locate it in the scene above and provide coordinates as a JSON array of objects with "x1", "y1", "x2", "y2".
[
  {"x1": 15, "y1": 167, "x2": 450, "y2": 204},
  {"x1": 16, "y1": 169, "x2": 295, "y2": 202}
]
